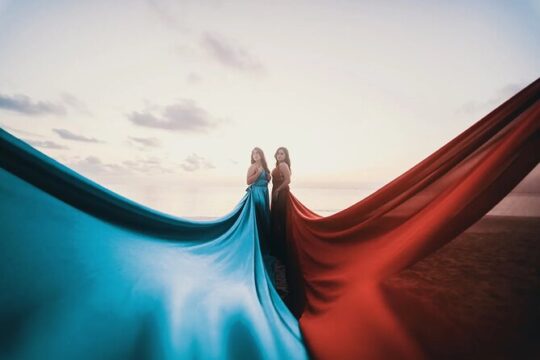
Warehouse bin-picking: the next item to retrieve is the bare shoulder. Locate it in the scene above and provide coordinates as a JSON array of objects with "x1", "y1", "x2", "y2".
[
  {"x1": 278, "y1": 162, "x2": 290, "y2": 172},
  {"x1": 248, "y1": 164, "x2": 257, "y2": 172}
]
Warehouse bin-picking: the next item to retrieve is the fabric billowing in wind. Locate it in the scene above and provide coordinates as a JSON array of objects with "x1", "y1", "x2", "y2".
[
  {"x1": 0, "y1": 129, "x2": 308, "y2": 360},
  {"x1": 285, "y1": 78, "x2": 540, "y2": 359},
  {"x1": 0, "y1": 77, "x2": 539, "y2": 359}
]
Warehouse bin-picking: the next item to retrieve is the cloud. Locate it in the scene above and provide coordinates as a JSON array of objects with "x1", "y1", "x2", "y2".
[
  {"x1": 53, "y1": 128, "x2": 102, "y2": 143},
  {"x1": 69, "y1": 156, "x2": 172, "y2": 176},
  {"x1": 1, "y1": 125, "x2": 43, "y2": 137},
  {"x1": 146, "y1": 0, "x2": 222, "y2": 33},
  {"x1": 180, "y1": 153, "x2": 215, "y2": 172},
  {"x1": 24, "y1": 139, "x2": 68, "y2": 150},
  {"x1": 201, "y1": 32, "x2": 264, "y2": 73},
  {"x1": 61, "y1": 93, "x2": 92, "y2": 116},
  {"x1": 127, "y1": 99, "x2": 219, "y2": 132},
  {"x1": 69, "y1": 156, "x2": 124, "y2": 175},
  {"x1": 122, "y1": 158, "x2": 173, "y2": 174},
  {"x1": 456, "y1": 82, "x2": 526, "y2": 116},
  {"x1": 129, "y1": 136, "x2": 161, "y2": 147},
  {"x1": 145, "y1": 0, "x2": 191, "y2": 32},
  {"x1": 0, "y1": 92, "x2": 90, "y2": 117},
  {"x1": 0, "y1": 93, "x2": 66, "y2": 116}
]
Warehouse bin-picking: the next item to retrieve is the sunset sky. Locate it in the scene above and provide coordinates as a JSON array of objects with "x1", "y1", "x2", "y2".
[{"x1": 1, "y1": 0, "x2": 539, "y2": 216}]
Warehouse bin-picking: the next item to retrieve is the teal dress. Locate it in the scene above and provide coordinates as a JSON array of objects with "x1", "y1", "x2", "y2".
[
  {"x1": 247, "y1": 169, "x2": 277, "y2": 281},
  {"x1": 0, "y1": 129, "x2": 309, "y2": 360}
]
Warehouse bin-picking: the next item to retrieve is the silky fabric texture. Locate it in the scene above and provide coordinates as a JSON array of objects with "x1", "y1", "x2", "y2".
[
  {"x1": 0, "y1": 130, "x2": 308, "y2": 360},
  {"x1": 285, "y1": 78, "x2": 540, "y2": 359},
  {"x1": 250, "y1": 170, "x2": 271, "y2": 255},
  {"x1": 0, "y1": 78, "x2": 539, "y2": 360},
  {"x1": 249, "y1": 170, "x2": 277, "y2": 285},
  {"x1": 270, "y1": 165, "x2": 296, "y2": 307},
  {"x1": 270, "y1": 166, "x2": 289, "y2": 266}
]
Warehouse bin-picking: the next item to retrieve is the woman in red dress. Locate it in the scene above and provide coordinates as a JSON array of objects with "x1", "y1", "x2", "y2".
[{"x1": 270, "y1": 147, "x2": 291, "y2": 300}]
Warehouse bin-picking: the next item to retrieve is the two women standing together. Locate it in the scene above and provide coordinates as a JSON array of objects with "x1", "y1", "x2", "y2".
[{"x1": 246, "y1": 147, "x2": 291, "y2": 300}]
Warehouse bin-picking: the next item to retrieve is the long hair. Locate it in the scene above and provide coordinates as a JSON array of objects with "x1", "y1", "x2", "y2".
[
  {"x1": 274, "y1": 147, "x2": 291, "y2": 172},
  {"x1": 251, "y1": 147, "x2": 270, "y2": 174}
]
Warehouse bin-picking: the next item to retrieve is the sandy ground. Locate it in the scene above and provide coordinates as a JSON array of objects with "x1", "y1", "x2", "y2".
[{"x1": 383, "y1": 216, "x2": 540, "y2": 360}]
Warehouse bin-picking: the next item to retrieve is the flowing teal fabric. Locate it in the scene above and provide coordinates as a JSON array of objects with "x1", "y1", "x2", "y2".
[
  {"x1": 0, "y1": 128, "x2": 308, "y2": 360},
  {"x1": 247, "y1": 169, "x2": 278, "y2": 285},
  {"x1": 249, "y1": 169, "x2": 271, "y2": 255}
]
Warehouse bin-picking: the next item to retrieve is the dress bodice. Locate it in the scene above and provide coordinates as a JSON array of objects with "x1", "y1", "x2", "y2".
[
  {"x1": 271, "y1": 165, "x2": 289, "y2": 193},
  {"x1": 252, "y1": 169, "x2": 269, "y2": 187}
]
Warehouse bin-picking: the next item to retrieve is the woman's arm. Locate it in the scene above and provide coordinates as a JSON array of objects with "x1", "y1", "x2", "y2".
[{"x1": 246, "y1": 165, "x2": 262, "y2": 185}]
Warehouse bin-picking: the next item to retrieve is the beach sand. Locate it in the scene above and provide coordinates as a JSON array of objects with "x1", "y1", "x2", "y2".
[{"x1": 383, "y1": 216, "x2": 540, "y2": 359}]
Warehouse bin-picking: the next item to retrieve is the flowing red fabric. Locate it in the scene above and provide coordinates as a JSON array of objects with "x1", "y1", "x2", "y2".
[{"x1": 286, "y1": 78, "x2": 540, "y2": 359}]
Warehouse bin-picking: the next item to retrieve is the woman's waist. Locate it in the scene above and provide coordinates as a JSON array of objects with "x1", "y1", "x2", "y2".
[{"x1": 251, "y1": 182, "x2": 268, "y2": 187}]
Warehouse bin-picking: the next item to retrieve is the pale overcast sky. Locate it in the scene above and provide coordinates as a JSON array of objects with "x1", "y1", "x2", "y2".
[{"x1": 1, "y1": 0, "x2": 539, "y2": 215}]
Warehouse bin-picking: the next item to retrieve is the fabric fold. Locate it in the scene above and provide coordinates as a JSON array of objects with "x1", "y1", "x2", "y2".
[
  {"x1": 285, "y1": 78, "x2": 540, "y2": 359},
  {"x1": 0, "y1": 128, "x2": 308, "y2": 360}
]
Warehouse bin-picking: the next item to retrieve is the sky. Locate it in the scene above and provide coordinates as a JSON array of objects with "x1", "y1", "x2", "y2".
[{"x1": 0, "y1": 0, "x2": 539, "y2": 216}]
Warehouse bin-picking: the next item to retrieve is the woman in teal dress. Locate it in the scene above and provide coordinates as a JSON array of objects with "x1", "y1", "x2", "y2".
[
  {"x1": 246, "y1": 147, "x2": 274, "y2": 278},
  {"x1": 0, "y1": 130, "x2": 309, "y2": 360}
]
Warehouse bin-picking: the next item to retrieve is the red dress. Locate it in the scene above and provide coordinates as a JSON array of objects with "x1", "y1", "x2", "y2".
[
  {"x1": 270, "y1": 164, "x2": 290, "y2": 299},
  {"x1": 270, "y1": 165, "x2": 289, "y2": 263}
]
